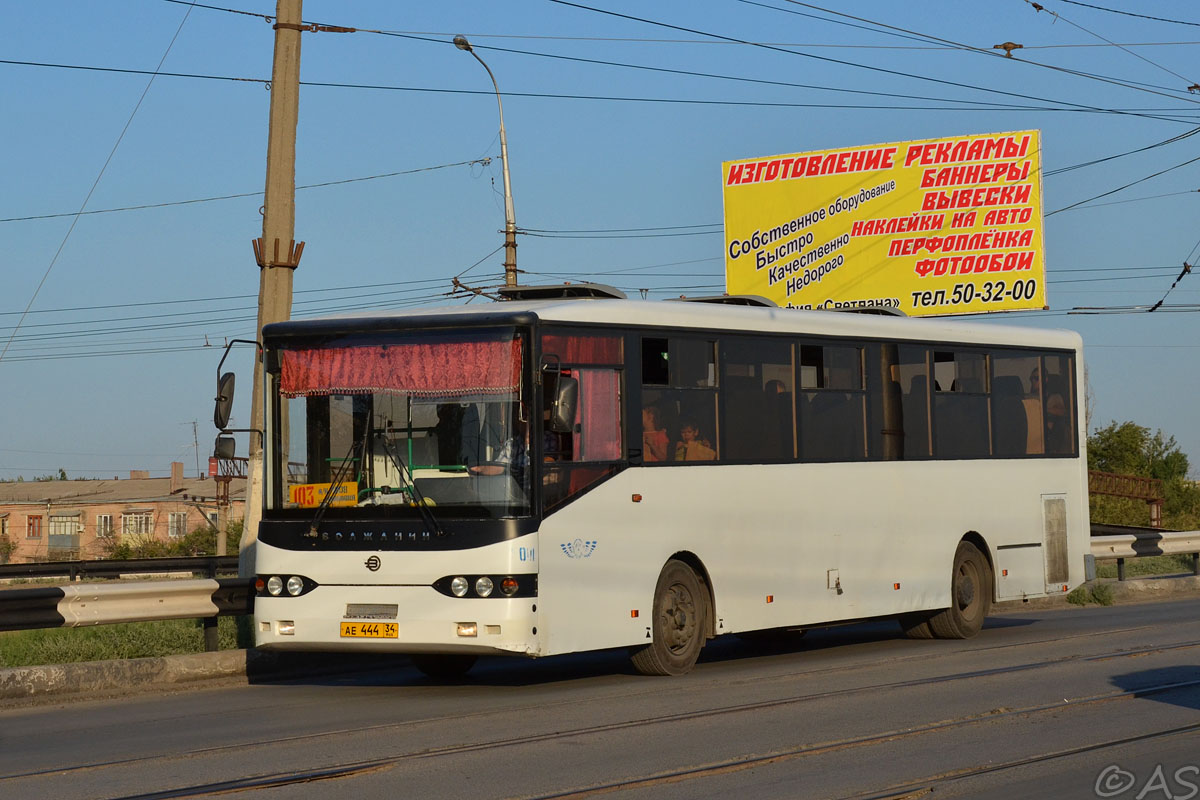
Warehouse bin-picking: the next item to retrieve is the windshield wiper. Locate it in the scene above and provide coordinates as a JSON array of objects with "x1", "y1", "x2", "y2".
[
  {"x1": 378, "y1": 435, "x2": 446, "y2": 538},
  {"x1": 304, "y1": 426, "x2": 366, "y2": 539}
]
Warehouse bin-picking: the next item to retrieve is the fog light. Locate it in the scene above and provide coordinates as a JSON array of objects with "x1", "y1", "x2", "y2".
[
  {"x1": 457, "y1": 622, "x2": 478, "y2": 637},
  {"x1": 451, "y1": 576, "x2": 469, "y2": 597},
  {"x1": 286, "y1": 576, "x2": 304, "y2": 596},
  {"x1": 277, "y1": 620, "x2": 295, "y2": 635},
  {"x1": 267, "y1": 576, "x2": 283, "y2": 596},
  {"x1": 475, "y1": 576, "x2": 494, "y2": 597},
  {"x1": 501, "y1": 577, "x2": 519, "y2": 596}
]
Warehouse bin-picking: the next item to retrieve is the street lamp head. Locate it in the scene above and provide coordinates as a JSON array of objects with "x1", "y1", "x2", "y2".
[{"x1": 453, "y1": 35, "x2": 472, "y2": 52}]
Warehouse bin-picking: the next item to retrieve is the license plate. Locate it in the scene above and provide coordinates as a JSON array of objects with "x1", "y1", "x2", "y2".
[{"x1": 340, "y1": 622, "x2": 398, "y2": 639}]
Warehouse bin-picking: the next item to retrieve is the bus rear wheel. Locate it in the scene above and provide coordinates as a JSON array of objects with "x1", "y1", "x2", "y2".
[
  {"x1": 631, "y1": 560, "x2": 708, "y2": 676},
  {"x1": 928, "y1": 541, "x2": 992, "y2": 639},
  {"x1": 412, "y1": 653, "x2": 477, "y2": 681}
]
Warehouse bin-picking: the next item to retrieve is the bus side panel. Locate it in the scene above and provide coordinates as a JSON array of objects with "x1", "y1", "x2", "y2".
[{"x1": 537, "y1": 455, "x2": 1087, "y2": 656}]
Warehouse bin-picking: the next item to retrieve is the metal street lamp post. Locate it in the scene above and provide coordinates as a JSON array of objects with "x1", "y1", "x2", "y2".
[{"x1": 454, "y1": 34, "x2": 518, "y2": 287}]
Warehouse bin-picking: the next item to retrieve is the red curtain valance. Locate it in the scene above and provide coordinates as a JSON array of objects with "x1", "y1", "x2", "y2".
[
  {"x1": 541, "y1": 334, "x2": 622, "y2": 365},
  {"x1": 280, "y1": 339, "x2": 522, "y2": 398}
]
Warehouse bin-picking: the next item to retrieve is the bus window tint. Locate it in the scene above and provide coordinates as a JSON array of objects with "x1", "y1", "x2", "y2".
[
  {"x1": 892, "y1": 345, "x2": 931, "y2": 459},
  {"x1": 721, "y1": 338, "x2": 794, "y2": 461},
  {"x1": 933, "y1": 351, "x2": 991, "y2": 459},
  {"x1": 642, "y1": 338, "x2": 669, "y2": 385},
  {"x1": 640, "y1": 337, "x2": 719, "y2": 464},
  {"x1": 1042, "y1": 354, "x2": 1075, "y2": 454},
  {"x1": 799, "y1": 344, "x2": 865, "y2": 461},
  {"x1": 866, "y1": 343, "x2": 903, "y2": 461},
  {"x1": 543, "y1": 367, "x2": 623, "y2": 510},
  {"x1": 991, "y1": 352, "x2": 1040, "y2": 456}
]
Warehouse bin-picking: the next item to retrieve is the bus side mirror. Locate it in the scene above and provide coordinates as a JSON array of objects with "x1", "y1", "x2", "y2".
[
  {"x1": 214, "y1": 434, "x2": 236, "y2": 460},
  {"x1": 214, "y1": 372, "x2": 236, "y2": 430},
  {"x1": 549, "y1": 376, "x2": 578, "y2": 433}
]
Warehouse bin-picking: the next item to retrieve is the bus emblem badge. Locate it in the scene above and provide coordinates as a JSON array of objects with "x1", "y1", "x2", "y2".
[
  {"x1": 365, "y1": 555, "x2": 381, "y2": 572},
  {"x1": 560, "y1": 539, "x2": 597, "y2": 559}
]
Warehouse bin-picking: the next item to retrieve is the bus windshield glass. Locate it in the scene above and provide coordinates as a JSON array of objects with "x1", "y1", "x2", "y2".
[{"x1": 267, "y1": 328, "x2": 530, "y2": 518}]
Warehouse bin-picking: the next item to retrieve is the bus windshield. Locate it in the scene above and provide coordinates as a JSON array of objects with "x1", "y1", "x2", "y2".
[{"x1": 267, "y1": 328, "x2": 530, "y2": 518}]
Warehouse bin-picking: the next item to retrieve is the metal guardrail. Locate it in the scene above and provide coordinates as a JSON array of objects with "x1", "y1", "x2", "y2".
[
  {"x1": 1090, "y1": 528, "x2": 1200, "y2": 581},
  {"x1": 0, "y1": 577, "x2": 253, "y2": 651},
  {"x1": 0, "y1": 556, "x2": 239, "y2": 582}
]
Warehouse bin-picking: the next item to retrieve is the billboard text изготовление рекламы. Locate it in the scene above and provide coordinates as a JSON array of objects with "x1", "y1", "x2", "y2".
[{"x1": 722, "y1": 130, "x2": 1046, "y2": 316}]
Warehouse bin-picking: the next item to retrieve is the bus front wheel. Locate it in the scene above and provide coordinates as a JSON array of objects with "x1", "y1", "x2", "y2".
[
  {"x1": 928, "y1": 541, "x2": 992, "y2": 639},
  {"x1": 631, "y1": 560, "x2": 708, "y2": 676}
]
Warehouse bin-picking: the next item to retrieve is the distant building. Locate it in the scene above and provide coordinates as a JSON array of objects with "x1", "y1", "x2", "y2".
[{"x1": 0, "y1": 462, "x2": 244, "y2": 563}]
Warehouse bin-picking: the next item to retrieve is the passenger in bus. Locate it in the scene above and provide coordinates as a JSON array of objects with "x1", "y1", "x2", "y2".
[
  {"x1": 674, "y1": 420, "x2": 716, "y2": 461},
  {"x1": 1023, "y1": 367, "x2": 1045, "y2": 454},
  {"x1": 1044, "y1": 376, "x2": 1071, "y2": 454},
  {"x1": 470, "y1": 419, "x2": 528, "y2": 480},
  {"x1": 642, "y1": 406, "x2": 669, "y2": 462}
]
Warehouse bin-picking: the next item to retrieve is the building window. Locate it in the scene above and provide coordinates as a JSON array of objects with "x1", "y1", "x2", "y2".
[
  {"x1": 168, "y1": 512, "x2": 188, "y2": 539},
  {"x1": 123, "y1": 512, "x2": 153, "y2": 537},
  {"x1": 48, "y1": 516, "x2": 80, "y2": 557},
  {"x1": 27, "y1": 515, "x2": 43, "y2": 538},
  {"x1": 96, "y1": 514, "x2": 114, "y2": 538},
  {"x1": 207, "y1": 512, "x2": 218, "y2": 526},
  {"x1": 0, "y1": 516, "x2": 7, "y2": 538}
]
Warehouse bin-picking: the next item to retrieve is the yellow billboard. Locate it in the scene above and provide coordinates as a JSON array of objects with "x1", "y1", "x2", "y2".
[{"x1": 722, "y1": 130, "x2": 1046, "y2": 316}]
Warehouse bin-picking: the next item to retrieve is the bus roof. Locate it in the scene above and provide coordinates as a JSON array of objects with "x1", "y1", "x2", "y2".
[{"x1": 263, "y1": 298, "x2": 1082, "y2": 352}]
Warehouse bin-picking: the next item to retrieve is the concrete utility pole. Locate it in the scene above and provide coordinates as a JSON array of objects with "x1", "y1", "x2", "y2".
[{"x1": 241, "y1": 0, "x2": 305, "y2": 577}]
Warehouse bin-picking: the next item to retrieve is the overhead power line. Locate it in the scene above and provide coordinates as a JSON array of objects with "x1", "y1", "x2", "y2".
[
  {"x1": 0, "y1": 3, "x2": 197, "y2": 367},
  {"x1": 1053, "y1": 0, "x2": 1200, "y2": 28},
  {"x1": 0, "y1": 158, "x2": 492, "y2": 224},
  {"x1": 8, "y1": 57, "x2": 1200, "y2": 123},
  {"x1": 760, "y1": 0, "x2": 1200, "y2": 104}
]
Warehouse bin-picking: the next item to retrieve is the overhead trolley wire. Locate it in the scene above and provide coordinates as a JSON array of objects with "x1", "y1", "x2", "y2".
[
  {"x1": 8, "y1": 57, "x2": 1200, "y2": 122},
  {"x1": 1020, "y1": 0, "x2": 1200, "y2": 90},
  {"x1": 0, "y1": 2, "x2": 198, "y2": 367},
  {"x1": 756, "y1": 0, "x2": 1200, "y2": 103},
  {"x1": 545, "y1": 0, "x2": 1200, "y2": 125},
  {"x1": 1053, "y1": 0, "x2": 1200, "y2": 29}
]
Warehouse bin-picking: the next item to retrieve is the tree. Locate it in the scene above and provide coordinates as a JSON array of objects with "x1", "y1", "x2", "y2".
[{"x1": 1088, "y1": 421, "x2": 1200, "y2": 529}]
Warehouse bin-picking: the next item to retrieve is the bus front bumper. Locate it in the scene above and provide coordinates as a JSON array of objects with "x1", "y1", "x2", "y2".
[{"x1": 254, "y1": 585, "x2": 541, "y2": 656}]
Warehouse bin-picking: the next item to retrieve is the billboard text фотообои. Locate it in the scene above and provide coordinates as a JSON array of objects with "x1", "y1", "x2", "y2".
[{"x1": 722, "y1": 131, "x2": 1046, "y2": 316}]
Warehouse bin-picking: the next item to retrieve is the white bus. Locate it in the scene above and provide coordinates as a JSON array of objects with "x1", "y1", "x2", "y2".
[{"x1": 249, "y1": 286, "x2": 1088, "y2": 677}]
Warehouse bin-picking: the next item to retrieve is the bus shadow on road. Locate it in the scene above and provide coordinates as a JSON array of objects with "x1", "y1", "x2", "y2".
[
  {"x1": 1110, "y1": 666, "x2": 1200, "y2": 711},
  {"x1": 251, "y1": 617, "x2": 1041, "y2": 689}
]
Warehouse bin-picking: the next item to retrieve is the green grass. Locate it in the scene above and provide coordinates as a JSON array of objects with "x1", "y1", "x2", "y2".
[
  {"x1": 1095, "y1": 554, "x2": 1197, "y2": 580},
  {"x1": 0, "y1": 617, "x2": 252, "y2": 669},
  {"x1": 1066, "y1": 582, "x2": 1116, "y2": 607}
]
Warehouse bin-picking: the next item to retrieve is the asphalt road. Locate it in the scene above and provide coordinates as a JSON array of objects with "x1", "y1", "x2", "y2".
[{"x1": 3, "y1": 598, "x2": 1199, "y2": 800}]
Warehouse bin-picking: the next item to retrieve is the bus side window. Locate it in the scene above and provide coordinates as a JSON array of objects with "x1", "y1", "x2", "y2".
[
  {"x1": 721, "y1": 337, "x2": 794, "y2": 462},
  {"x1": 1042, "y1": 354, "x2": 1075, "y2": 455},
  {"x1": 799, "y1": 344, "x2": 865, "y2": 461}
]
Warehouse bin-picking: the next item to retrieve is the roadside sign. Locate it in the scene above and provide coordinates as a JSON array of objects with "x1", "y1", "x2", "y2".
[{"x1": 722, "y1": 130, "x2": 1046, "y2": 316}]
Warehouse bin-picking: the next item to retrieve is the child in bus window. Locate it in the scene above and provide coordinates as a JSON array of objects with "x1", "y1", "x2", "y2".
[
  {"x1": 674, "y1": 420, "x2": 716, "y2": 462},
  {"x1": 642, "y1": 406, "x2": 669, "y2": 462}
]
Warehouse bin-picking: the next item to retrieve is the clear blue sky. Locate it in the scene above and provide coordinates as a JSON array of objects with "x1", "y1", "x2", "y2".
[{"x1": 4, "y1": 0, "x2": 1200, "y2": 479}]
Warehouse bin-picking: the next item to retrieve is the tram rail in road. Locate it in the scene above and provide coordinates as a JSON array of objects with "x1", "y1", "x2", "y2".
[{"x1": 2, "y1": 597, "x2": 1199, "y2": 800}]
